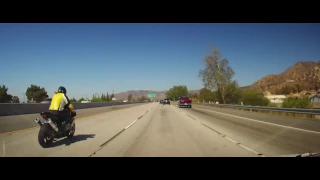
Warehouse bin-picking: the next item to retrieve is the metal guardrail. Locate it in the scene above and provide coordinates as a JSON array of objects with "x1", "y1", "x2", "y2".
[{"x1": 196, "y1": 103, "x2": 320, "y2": 115}]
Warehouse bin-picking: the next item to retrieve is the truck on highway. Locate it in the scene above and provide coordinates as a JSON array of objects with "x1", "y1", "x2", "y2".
[
  {"x1": 177, "y1": 96, "x2": 192, "y2": 108},
  {"x1": 163, "y1": 98, "x2": 170, "y2": 105}
]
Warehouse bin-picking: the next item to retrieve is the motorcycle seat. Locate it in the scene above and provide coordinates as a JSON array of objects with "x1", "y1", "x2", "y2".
[{"x1": 40, "y1": 111, "x2": 59, "y2": 121}]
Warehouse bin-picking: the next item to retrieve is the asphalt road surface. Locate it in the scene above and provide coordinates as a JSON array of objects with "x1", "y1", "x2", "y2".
[{"x1": 1, "y1": 102, "x2": 319, "y2": 157}]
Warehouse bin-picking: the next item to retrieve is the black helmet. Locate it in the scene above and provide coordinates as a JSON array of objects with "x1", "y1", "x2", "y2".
[{"x1": 58, "y1": 86, "x2": 67, "y2": 95}]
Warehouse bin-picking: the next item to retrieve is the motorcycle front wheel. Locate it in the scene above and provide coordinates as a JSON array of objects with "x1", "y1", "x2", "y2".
[{"x1": 38, "y1": 123, "x2": 54, "y2": 148}]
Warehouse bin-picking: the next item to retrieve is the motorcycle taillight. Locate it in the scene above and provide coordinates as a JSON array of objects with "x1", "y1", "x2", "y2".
[{"x1": 41, "y1": 114, "x2": 46, "y2": 118}]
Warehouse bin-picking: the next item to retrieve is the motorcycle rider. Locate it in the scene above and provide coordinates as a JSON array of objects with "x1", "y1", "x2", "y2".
[{"x1": 48, "y1": 86, "x2": 76, "y2": 127}]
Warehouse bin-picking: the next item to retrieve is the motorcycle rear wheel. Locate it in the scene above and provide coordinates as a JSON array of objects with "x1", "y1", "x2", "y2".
[
  {"x1": 67, "y1": 123, "x2": 75, "y2": 138},
  {"x1": 38, "y1": 123, "x2": 54, "y2": 148}
]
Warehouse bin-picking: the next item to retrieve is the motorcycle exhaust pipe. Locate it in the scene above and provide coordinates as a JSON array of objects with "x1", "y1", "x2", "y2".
[
  {"x1": 47, "y1": 119, "x2": 59, "y2": 132},
  {"x1": 35, "y1": 118, "x2": 43, "y2": 127}
]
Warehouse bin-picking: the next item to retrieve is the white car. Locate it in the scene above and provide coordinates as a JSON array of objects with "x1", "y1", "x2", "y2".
[{"x1": 81, "y1": 100, "x2": 91, "y2": 103}]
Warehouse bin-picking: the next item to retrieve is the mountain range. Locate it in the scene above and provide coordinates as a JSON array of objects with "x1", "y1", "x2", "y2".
[
  {"x1": 114, "y1": 60, "x2": 320, "y2": 99},
  {"x1": 241, "y1": 61, "x2": 320, "y2": 95}
]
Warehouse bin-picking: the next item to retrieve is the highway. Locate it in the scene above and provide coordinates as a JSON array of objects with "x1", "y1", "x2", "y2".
[{"x1": 0, "y1": 102, "x2": 320, "y2": 157}]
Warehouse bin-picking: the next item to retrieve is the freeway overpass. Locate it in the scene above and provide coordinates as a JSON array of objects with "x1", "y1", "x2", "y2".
[{"x1": 0, "y1": 102, "x2": 320, "y2": 157}]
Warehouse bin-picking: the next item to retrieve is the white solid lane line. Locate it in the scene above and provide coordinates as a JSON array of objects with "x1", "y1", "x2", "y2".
[{"x1": 193, "y1": 107, "x2": 320, "y2": 134}]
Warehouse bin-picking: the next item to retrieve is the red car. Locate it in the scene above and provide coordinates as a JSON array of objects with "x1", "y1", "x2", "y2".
[{"x1": 177, "y1": 96, "x2": 192, "y2": 108}]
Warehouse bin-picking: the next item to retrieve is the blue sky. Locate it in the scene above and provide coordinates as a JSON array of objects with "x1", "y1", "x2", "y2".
[{"x1": 1, "y1": 23, "x2": 319, "y2": 101}]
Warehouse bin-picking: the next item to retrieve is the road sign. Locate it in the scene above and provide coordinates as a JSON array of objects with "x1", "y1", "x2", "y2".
[{"x1": 147, "y1": 94, "x2": 156, "y2": 98}]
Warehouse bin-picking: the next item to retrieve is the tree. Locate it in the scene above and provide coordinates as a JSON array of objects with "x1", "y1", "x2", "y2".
[
  {"x1": 0, "y1": 85, "x2": 8, "y2": 103},
  {"x1": 106, "y1": 92, "x2": 110, "y2": 101},
  {"x1": 110, "y1": 93, "x2": 114, "y2": 100},
  {"x1": 240, "y1": 90, "x2": 270, "y2": 106},
  {"x1": 198, "y1": 49, "x2": 235, "y2": 104},
  {"x1": 189, "y1": 93, "x2": 198, "y2": 99},
  {"x1": 221, "y1": 81, "x2": 243, "y2": 104},
  {"x1": 92, "y1": 94, "x2": 103, "y2": 102},
  {"x1": 70, "y1": 97, "x2": 77, "y2": 103},
  {"x1": 128, "y1": 94, "x2": 133, "y2": 102},
  {"x1": 0, "y1": 85, "x2": 13, "y2": 103},
  {"x1": 199, "y1": 88, "x2": 216, "y2": 102},
  {"x1": 25, "y1": 84, "x2": 48, "y2": 103},
  {"x1": 101, "y1": 93, "x2": 106, "y2": 102},
  {"x1": 166, "y1": 85, "x2": 189, "y2": 101},
  {"x1": 139, "y1": 96, "x2": 147, "y2": 102},
  {"x1": 6, "y1": 94, "x2": 13, "y2": 103},
  {"x1": 78, "y1": 97, "x2": 85, "y2": 102},
  {"x1": 12, "y1": 96, "x2": 20, "y2": 103}
]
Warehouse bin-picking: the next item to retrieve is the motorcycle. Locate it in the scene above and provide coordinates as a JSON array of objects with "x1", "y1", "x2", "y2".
[{"x1": 34, "y1": 110, "x2": 76, "y2": 148}]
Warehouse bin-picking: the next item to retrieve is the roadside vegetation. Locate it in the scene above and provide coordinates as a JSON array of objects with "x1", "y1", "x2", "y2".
[
  {"x1": 0, "y1": 84, "x2": 149, "y2": 103},
  {"x1": 282, "y1": 97, "x2": 311, "y2": 108},
  {"x1": 166, "y1": 48, "x2": 271, "y2": 106},
  {"x1": 166, "y1": 48, "x2": 312, "y2": 108},
  {"x1": 165, "y1": 86, "x2": 189, "y2": 101}
]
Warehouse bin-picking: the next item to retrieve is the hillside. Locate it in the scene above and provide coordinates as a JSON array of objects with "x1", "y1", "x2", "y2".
[
  {"x1": 242, "y1": 61, "x2": 320, "y2": 94},
  {"x1": 115, "y1": 61, "x2": 320, "y2": 100},
  {"x1": 114, "y1": 89, "x2": 200, "y2": 100}
]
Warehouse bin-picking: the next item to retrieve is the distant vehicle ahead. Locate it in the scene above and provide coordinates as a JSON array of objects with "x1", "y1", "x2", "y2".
[
  {"x1": 163, "y1": 99, "x2": 170, "y2": 105},
  {"x1": 81, "y1": 99, "x2": 91, "y2": 103},
  {"x1": 160, "y1": 100, "x2": 164, "y2": 104},
  {"x1": 178, "y1": 96, "x2": 192, "y2": 108}
]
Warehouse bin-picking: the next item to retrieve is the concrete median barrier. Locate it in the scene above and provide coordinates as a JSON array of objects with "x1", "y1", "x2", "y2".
[{"x1": 0, "y1": 102, "x2": 147, "y2": 116}]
